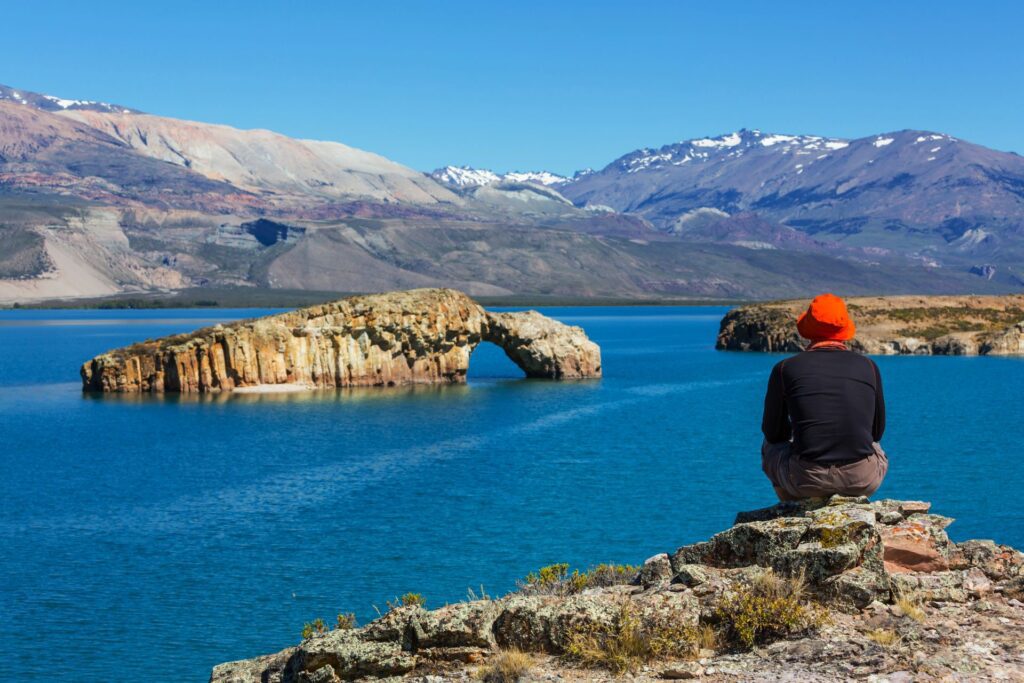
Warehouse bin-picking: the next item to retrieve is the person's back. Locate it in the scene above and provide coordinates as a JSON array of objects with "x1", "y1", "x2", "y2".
[{"x1": 760, "y1": 294, "x2": 888, "y2": 500}]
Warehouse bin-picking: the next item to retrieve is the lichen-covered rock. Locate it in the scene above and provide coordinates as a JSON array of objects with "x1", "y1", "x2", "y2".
[
  {"x1": 491, "y1": 591, "x2": 624, "y2": 653},
  {"x1": 953, "y1": 539, "x2": 1024, "y2": 580},
  {"x1": 639, "y1": 553, "x2": 673, "y2": 588},
  {"x1": 671, "y1": 519, "x2": 810, "y2": 570},
  {"x1": 285, "y1": 630, "x2": 417, "y2": 681},
  {"x1": 211, "y1": 648, "x2": 295, "y2": 683},
  {"x1": 210, "y1": 497, "x2": 1024, "y2": 682},
  {"x1": 880, "y1": 514, "x2": 956, "y2": 574},
  {"x1": 82, "y1": 288, "x2": 601, "y2": 393},
  {"x1": 411, "y1": 600, "x2": 498, "y2": 649}
]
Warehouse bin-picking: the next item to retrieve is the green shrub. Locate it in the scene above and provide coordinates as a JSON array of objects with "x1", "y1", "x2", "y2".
[
  {"x1": 522, "y1": 563, "x2": 570, "y2": 590},
  {"x1": 335, "y1": 612, "x2": 357, "y2": 630},
  {"x1": 301, "y1": 617, "x2": 328, "y2": 639},
  {"x1": 387, "y1": 592, "x2": 426, "y2": 610}
]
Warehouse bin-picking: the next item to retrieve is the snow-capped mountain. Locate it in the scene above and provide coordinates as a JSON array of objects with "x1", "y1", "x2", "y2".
[
  {"x1": 430, "y1": 165, "x2": 569, "y2": 188},
  {"x1": 2, "y1": 80, "x2": 1022, "y2": 303},
  {"x1": 560, "y1": 128, "x2": 1024, "y2": 258},
  {"x1": 0, "y1": 83, "x2": 139, "y2": 114},
  {"x1": 611, "y1": 129, "x2": 854, "y2": 175}
]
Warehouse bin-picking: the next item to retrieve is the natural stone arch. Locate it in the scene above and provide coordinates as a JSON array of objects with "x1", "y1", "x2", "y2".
[
  {"x1": 81, "y1": 289, "x2": 601, "y2": 393},
  {"x1": 481, "y1": 311, "x2": 601, "y2": 379}
]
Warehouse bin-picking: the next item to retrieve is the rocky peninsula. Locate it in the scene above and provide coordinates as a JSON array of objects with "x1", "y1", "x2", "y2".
[
  {"x1": 717, "y1": 295, "x2": 1024, "y2": 355},
  {"x1": 211, "y1": 496, "x2": 1024, "y2": 682},
  {"x1": 80, "y1": 288, "x2": 601, "y2": 392}
]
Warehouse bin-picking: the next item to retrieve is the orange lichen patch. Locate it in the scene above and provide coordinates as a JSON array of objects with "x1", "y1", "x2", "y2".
[{"x1": 881, "y1": 521, "x2": 949, "y2": 574}]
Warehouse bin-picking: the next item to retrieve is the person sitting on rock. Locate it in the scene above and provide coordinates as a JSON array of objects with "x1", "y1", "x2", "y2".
[{"x1": 761, "y1": 293, "x2": 888, "y2": 501}]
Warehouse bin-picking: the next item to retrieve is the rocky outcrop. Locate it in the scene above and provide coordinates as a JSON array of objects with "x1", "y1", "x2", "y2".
[
  {"x1": 717, "y1": 295, "x2": 1024, "y2": 355},
  {"x1": 211, "y1": 497, "x2": 1024, "y2": 682},
  {"x1": 80, "y1": 289, "x2": 602, "y2": 393}
]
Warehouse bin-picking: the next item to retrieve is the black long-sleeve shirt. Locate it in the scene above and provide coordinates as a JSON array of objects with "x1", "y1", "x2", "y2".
[{"x1": 761, "y1": 347, "x2": 885, "y2": 464}]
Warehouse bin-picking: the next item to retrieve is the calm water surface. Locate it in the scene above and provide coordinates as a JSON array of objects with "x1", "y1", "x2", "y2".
[{"x1": 2, "y1": 307, "x2": 1022, "y2": 680}]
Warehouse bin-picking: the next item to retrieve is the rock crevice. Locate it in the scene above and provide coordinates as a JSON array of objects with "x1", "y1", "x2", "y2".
[{"x1": 80, "y1": 288, "x2": 602, "y2": 392}]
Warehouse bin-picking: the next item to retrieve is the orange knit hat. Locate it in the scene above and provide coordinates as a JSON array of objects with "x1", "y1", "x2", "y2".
[{"x1": 796, "y1": 293, "x2": 856, "y2": 341}]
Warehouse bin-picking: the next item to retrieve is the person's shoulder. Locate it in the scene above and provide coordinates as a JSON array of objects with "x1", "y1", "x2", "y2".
[
  {"x1": 847, "y1": 350, "x2": 881, "y2": 375},
  {"x1": 773, "y1": 350, "x2": 807, "y2": 373}
]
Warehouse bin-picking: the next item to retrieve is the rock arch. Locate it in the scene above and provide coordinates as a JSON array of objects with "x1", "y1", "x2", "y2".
[{"x1": 81, "y1": 289, "x2": 601, "y2": 393}]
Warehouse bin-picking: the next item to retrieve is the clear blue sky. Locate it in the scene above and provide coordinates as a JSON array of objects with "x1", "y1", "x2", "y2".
[{"x1": 3, "y1": 1, "x2": 1022, "y2": 174}]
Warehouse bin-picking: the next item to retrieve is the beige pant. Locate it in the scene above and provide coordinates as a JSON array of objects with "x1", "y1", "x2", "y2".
[{"x1": 761, "y1": 440, "x2": 889, "y2": 501}]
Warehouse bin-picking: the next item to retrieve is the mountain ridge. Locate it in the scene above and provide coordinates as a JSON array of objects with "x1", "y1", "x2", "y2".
[{"x1": 1, "y1": 83, "x2": 1022, "y2": 303}]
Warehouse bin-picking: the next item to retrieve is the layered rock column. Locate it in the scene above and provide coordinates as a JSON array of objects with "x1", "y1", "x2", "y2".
[{"x1": 80, "y1": 288, "x2": 602, "y2": 393}]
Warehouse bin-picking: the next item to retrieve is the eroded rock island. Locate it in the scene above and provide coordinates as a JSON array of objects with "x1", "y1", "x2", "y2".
[
  {"x1": 717, "y1": 295, "x2": 1024, "y2": 355},
  {"x1": 80, "y1": 288, "x2": 601, "y2": 393},
  {"x1": 211, "y1": 497, "x2": 1024, "y2": 682}
]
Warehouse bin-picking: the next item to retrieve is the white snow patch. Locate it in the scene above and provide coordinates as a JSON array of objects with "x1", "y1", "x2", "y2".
[
  {"x1": 929, "y1": 146, "x2": 941, "y2": 153},
  {"x1": 42, "y1": 94, "x2": 98, "y2": 109},
  {"x1": 824, "y1": 141, "x2": 849, "y2": 150},
  {"x1": 733, "y1": 240, "x2": 777, "y2": 250},
  {"x1": 691, "y1": 132, "x2": 742, "y2": 148},
  {"x1": 873, "y1": 137, "x2": 894, "y2": 148},
  {"x1": 432, "y1": 166, "x2": 501, "y2": 187},
  {"x1": 760, "y1": 134, "x2": 798, "y2": 147},
  {"x1": 504, "y1": 171, "x2": 569, "y2": 186},
  {"x1": 430, "y1": 166, "x2": 568, "y2": 188}
]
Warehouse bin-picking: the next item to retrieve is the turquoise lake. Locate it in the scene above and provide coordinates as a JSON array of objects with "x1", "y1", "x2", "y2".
[{"x1": 2, "y1": 306, "x2": 1023, "y2": 681}]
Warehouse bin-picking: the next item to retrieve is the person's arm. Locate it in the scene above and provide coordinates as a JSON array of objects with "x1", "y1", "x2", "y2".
[
  {"x1": 761, "y1": 361, "x2": 791, "y2": 443},
  {"x1": 872, "y1": 360, "x2": 886, "y2": 442}
]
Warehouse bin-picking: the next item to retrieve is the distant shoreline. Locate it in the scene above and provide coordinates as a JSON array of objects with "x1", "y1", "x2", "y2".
[{"x1": 1, "y1": 287, "x2": 747, "y2": 310}]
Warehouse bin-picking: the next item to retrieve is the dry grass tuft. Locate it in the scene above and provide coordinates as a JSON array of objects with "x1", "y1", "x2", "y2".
[
  {"x1": 715, "y1": 569, "x2": 823, "y2": 649},
  {"x1": 476, "y1": 649, "x2": 534, "y2": 683},
  {"x1": 895, "y1": 590, "x2": 926, "y2": 623},
  {"x1": 695, "y1": 622, "x2": 720, "y2": 652},
  {"x1": 866, "y1": 628, "x2": 901, "y2": 647}
]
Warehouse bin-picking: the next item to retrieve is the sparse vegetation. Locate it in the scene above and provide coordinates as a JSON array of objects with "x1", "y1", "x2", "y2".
[
  {"x1": 301, "y1": 612, "x2": 357, "y2": 639},
  {"x1": 300, "y1": 617, "x2": 328, "y2": 639},
  {"x1": 895, "y1": 590, "x2": 926, "y2": 623},
  {"x1": 715, "y1": 569, "x2": 823, "y2": 649},
  {"x1": 695, "y1": 622, "x2": 720, "y2": 651},
  {"x1": 518, "y1": 563, "x2": 640, "y2": 596},
  {"x1": 466, "y1": 585, "x2": 492, "y2": 601},
  {"x1": 387, "y1": 592, "x2": 426, "y2": 610},
  {"x1": 564, "y1": 600, "x2": 699, "y2": 674},
  {"x1": 870, "y1": 305, "x2": 1024, "y2": 339},
  {"x1": 866, "y1": 628, "x2": 901, "y2": 647},
  {"x1": 476, "y1": 648, "x2": 534, "y2": 683}
]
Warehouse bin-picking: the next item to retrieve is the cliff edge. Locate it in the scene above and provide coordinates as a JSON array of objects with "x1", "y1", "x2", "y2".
[
  {"x1": 717, "y1": 295, "x2": 1024, "y2": 355},
  {"x1": 211, "y1": 496, "x2": 1024, "y2": 682},
  {"x1": 80, "y1": 289, "x2": 601, "y2": 393}
]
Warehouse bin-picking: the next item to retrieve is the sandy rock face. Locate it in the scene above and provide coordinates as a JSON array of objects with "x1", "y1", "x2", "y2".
[
  {"x1": 486, "y1": 310, "x2": 602, "y2": 379},
  {"x1": 80, "y1": 288, "x2": 602, "y2": 392}
]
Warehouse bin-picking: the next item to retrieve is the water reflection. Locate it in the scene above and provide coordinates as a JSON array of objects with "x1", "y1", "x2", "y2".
[{"x1": 76, "y1": 376, "x2": 601, "y2": 406}]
